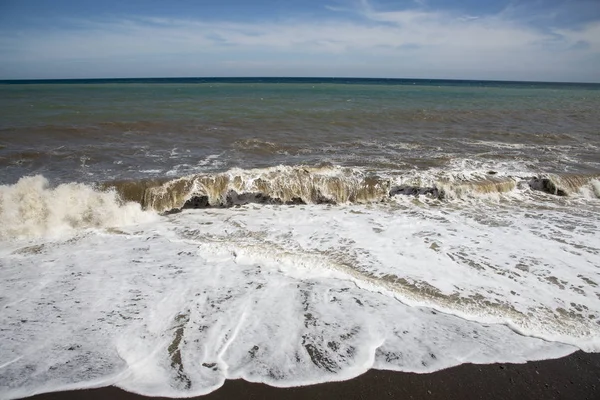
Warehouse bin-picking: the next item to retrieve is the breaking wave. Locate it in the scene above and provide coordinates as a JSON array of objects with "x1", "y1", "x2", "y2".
[
  {"x1": 103, "y1": 165, "x2": 600, "y2": 214},
  {"x1": 0, "y1": 175, "x2": 153, "y2": 239},
  {"x1": 104, "y1": 165, "x2": 391, "y2": 213},
  {"x1": 529, "y1": 174, "x2": 600, "y2": 197},
  {"x1": 1, "y1": 166, "x2": 598, "y2": 239}
]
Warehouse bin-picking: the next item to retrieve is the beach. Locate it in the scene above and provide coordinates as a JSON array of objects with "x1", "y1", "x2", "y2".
[
  {"x1": 1, "y1": 78, "x2": 599, "y2": 399},
  {"x1": 25, "y1": 352, "x2": 600, "y2": 400}
]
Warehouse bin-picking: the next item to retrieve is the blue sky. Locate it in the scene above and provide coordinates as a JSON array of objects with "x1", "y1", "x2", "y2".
[{"x1": 1, "y1": 0, "x2": 599, "y2": 81}]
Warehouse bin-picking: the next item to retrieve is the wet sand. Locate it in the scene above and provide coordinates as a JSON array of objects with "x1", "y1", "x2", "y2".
[{"x1": 25, "y1": 351, "x2": 600, "y2": 400}]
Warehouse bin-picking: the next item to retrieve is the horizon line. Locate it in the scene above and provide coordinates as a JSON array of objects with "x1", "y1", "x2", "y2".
[{"x1": 2, "y1": 76, "x2": 600, "y2": 85}]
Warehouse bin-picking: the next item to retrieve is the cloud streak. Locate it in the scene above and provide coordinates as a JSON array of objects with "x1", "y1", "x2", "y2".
[{"x1": 1, "y1": 1, "x2": 599, "y2": 81}]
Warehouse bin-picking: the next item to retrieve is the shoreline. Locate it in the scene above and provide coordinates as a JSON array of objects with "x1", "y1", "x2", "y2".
[{"x1": 24, "y1": 351, "x2": 600, "y2": 400}]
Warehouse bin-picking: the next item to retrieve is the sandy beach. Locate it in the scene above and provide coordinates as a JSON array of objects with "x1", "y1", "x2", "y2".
[{"x1": 24, "y1": 351, "x2": 600, "y2": 400}]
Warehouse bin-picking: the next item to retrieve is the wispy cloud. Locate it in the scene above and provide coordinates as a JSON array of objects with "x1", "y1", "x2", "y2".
[{"x1": 0, "y1": 0, "x2": 599, "y2": 81}]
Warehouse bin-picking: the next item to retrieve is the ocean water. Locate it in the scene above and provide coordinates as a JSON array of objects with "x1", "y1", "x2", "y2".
[{"x1": 1, "y1": 78, "x2": 599, "y2": 398}]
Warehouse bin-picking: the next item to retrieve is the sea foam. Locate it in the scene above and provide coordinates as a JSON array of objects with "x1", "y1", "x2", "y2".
[
  {"x1": 0, "y1": 169, "x2": 599, "y2": 399},
  {"x1": 0, "y1": 175, "x2": 154, "y2": 239},
  {"x1": 1, "y1": 198, "x2": 598, "y2": 398}
]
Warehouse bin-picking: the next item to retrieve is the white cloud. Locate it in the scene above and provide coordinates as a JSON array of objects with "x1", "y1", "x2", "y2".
[
  {"x1": 556, "y1": 22, "x2": 600, "y2": 52},
  {"x1": 0, "y1": 1, "x2": 599, "y2": 81}
]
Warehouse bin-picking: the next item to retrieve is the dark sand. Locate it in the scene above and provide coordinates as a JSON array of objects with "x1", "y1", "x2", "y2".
[{"x1": 25, "y1": 351, "x2": 600, "y2": 400}]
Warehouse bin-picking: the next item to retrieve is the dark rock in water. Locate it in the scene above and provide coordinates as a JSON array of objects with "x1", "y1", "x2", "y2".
[
  {"x1": 172, "y1": 191, "x2": 307, "y2": 214},
  {"x1": 389, "y1": 186, "x2": 438, "y2": 197},
  {"x1": 487, "y1": 171, "x2": 498, "y2": 175},
  {"x1": 529, "y1": 178, "x2": 567, "y2": 196},
  {"x1": 286, "y1": 197, "x2": 306, "y2": 205},
  {"x1": 390, "y1": 186, "x2": 419, "y2": 196},
  {"x1": 183, "y1": 196, "x2": 211, "y2": 209},
  {"x1": 313, "y1": 196, "x2": 335, "y2": 205},
  {"x1": 227, "y1": 191, "x2": 288, "y2": 206},
  {"x1": 163, "y1": 208, "x2": 183, "y2": 215}
]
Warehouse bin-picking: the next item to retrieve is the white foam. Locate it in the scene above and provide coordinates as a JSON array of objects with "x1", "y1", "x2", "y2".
[
  {"x1": 2, "y1": 190, "x2": 599, "y2": 398},
  {"x1": 0, "y1": 223, "x2": 576, "y2": 398},
  {"x1": 587, "y1": 179, "x2": 600, "y2": 198},
  {"x1": 197, "y1": 154, "x2": 224, "y2": 167},
  {"x1": 0, "y1": 175, "x2": 155, "y2": 240},
  {"x1": 171, "y1": 201, "x2": 600, "y2": 347},
  {"x1": 443, "y1": 158, "x2": 536, "y2": 177}
]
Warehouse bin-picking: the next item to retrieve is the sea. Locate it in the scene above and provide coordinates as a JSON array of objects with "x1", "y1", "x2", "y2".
[{"x1": 1, "y1": 78, "x2": 599, "y2": 398}]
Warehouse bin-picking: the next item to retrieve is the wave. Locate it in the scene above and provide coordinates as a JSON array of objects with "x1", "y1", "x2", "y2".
[
  {"x1": 103, "y1": 166, "x2": 600, "y2": 213},
  {"x1": 2, "y1": 167, "x2": 598, "y2": 239},
  {"x1": 0, "y1": 175, "x2": 153, "y2": 239},
  {"x1": 104, "y1": 165, "x2": 391, "y2": 213},
  {"x1": 529, "y1": 174, "x2": 600, "y2": 197},
  {"x1": 390, "y1": 174, "x2": 519, "y2": 199}
]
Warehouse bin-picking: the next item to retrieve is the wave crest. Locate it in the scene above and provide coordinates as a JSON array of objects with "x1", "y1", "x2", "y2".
[
  {"x1": 391, "y1": 175, "x2": 518, "y2": 199},
  {"x1": 102, "y1": 166, "x2": 600, "y2": 214},
  {"x1": 0, "y1": 175, "x2": 152, "y2": 239},
  {"x1": 529, "y1": 174, "x2": 600, "y2": 197},
  {"x1": 5, "y1": 167, "x2": 596, "y2": 238},
  {"x1": 106, "y1": 165, "x2": 391, "y2": 213}
]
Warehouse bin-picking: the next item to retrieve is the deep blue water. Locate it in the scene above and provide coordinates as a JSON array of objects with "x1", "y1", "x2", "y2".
[{"x1": 2, "y1": 77, "x2": 599, "y2": 90}]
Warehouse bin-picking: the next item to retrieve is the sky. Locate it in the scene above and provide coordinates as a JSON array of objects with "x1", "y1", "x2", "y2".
[{"x1": 0, "y1": 0, "x2": 599, "y2": 82}]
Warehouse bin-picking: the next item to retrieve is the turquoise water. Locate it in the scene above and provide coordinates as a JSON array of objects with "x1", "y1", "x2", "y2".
[{"x1": 1, "y1": 78, "x2": 599, "y2": 184}]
